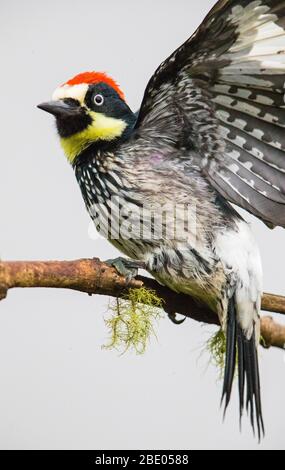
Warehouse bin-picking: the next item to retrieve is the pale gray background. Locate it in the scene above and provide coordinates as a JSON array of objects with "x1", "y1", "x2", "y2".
[{"x1": 0, "y1": 0, "x2": 284, "y2": 450}]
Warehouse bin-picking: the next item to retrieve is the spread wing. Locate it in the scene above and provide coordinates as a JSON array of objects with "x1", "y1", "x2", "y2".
[{"x1": 136, "y1": 0, "x2": 285, "y2": 228}]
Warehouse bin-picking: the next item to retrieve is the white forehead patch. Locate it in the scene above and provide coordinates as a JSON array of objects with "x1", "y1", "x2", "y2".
[{"x1": 52, "y1": 83, "x2": 89, "y2": 103}]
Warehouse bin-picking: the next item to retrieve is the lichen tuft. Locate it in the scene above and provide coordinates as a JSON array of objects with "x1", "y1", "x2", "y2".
[
  {"x1": 206, "y1": 328, "x2": 227, "y2": 376},
  {"x1": 103, "y1": 287, "x2": 164, "y2": 355}
]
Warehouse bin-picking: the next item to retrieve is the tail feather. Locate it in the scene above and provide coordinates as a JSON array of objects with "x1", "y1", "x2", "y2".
[
  {"x1": 237, "y1": 325, "x2": 245, "y2": 423},
  {"x1": 221, "y1": 299, "x2": 237, "y2": 412},
  {"x1": 243, "y1": 334, "x2": 256, "y2": 432},
  {"x1": 222, "y1": 296, "x2": 264, "y2": 440},
  {"x1": 250, "y1": 332, "x2": 264, "y2": 438}
]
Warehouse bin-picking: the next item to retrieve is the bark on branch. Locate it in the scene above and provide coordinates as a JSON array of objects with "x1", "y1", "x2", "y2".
[{"x1": 0, "y1": 258, "x2": 284, "y2": 350}]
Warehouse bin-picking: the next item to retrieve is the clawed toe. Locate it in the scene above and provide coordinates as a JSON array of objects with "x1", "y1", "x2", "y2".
[
  {"x1": 168, "y1": 312, "x2": 186, "y2": 325},
  {"x1": 105, "y1": 257, "x2": 145, "y2": 282}
]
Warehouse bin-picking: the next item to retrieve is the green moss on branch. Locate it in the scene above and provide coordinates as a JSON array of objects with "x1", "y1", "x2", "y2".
[{"x1": 103, "y1": 287, "x2": 164, "y2": 354}]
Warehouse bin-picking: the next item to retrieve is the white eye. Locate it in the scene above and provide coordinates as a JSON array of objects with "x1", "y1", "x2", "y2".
[{"x1": 93, "y1": 94, "x2": 104, "y2": 106}]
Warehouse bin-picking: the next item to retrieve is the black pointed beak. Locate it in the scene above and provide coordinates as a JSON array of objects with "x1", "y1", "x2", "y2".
[{"x1": 37, "y1": 100, "x2": 81, "y2": 118}]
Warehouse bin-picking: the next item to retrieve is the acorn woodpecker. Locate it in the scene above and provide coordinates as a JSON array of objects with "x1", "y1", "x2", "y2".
[{"x1": 38, "y1": 0, "x2": 285, "y2": 439}]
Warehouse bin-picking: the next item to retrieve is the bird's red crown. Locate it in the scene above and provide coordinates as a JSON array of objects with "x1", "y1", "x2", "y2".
[{"x1": 63, "y1": 72, "x2": 125, "y2": 101}]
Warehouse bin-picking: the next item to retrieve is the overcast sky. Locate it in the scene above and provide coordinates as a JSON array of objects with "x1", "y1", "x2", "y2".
[{"x1": 0, "y1": 0, "x2": 284, "y2": 450}]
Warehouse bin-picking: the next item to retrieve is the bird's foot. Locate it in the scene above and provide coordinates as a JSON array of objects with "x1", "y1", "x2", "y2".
[
  {"x1": 105, "y1": 257, "x2": 146, "y2": 282},
  {"x1": 167, "y1": 312, "x2": 186, "y2": 325}
]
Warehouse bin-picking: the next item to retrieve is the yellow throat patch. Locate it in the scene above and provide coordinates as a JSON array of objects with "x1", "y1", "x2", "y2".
[{"x1": 60, "y1": 111, "x2": 127, "y2": 163}]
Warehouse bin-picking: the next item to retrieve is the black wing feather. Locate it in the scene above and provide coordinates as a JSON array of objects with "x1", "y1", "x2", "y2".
[{"x1": 136, "y1": 0, "x2": 285, "y2": 228}]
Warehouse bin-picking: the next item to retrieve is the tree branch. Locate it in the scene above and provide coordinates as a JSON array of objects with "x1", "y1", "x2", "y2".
[{"x1": 0, "y1": 258, "x2": 284, "y2": 350}]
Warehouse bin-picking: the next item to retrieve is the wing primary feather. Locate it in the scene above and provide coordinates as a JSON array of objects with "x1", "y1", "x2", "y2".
[{"x1": 136, "y1": 0, "x2": 285, "y2": 228}]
